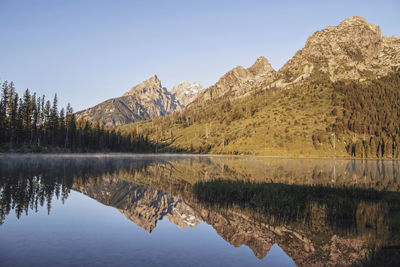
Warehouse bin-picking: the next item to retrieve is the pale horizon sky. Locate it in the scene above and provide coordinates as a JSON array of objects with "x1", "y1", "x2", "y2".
[{"x1": 1, "y1": 0, "x2": 399, "y2": 111}]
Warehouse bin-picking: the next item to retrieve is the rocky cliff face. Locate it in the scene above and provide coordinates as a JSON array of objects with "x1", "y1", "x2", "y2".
[
  {"x1": 76, "y1": 75, "x2": 182, "y2": 127},
  {"x1": 77, "y1": 16, "x2": 400, "y2": 126},
  {"x1": 194, "y1": 16, "x2": 399, "y2": 103},
  {"x1": 193, "y1": 56, "x2": 276, "y2": 103},
  {"x1": 170, "y1": 80, "x2": 204, "y2": 106},
  {"x1": 275, "y1": 16, "x2": 400, "y2": 86}
]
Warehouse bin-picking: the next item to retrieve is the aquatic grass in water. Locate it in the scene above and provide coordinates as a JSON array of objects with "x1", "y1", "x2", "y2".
[
  {"x1": 193, "y1": 179, "x2": 386, "y2": 230},
  {"x1": 1, "y1": 155, "x2": 400, "y2": 266}
]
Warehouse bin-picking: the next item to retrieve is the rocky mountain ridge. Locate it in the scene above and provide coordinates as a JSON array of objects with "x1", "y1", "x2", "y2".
[
  {"x1": 274, "y1": 16, "x2": 400, "y2": 87},
  {"x1": 193, "y1": 16, "x2": 400, "y2": 103},
  {"x1": 170, "y1": 80, "x2": 205, "y2": 106},
  {"x1": 192, "y1": 56, "x2": 276, "y2": 103},
  {"x1": 76, "y1": 76, "x2": 205, "y2": 127},
  {"x1": 78, "y1": 16, "x2": 399, "y2": 126}
]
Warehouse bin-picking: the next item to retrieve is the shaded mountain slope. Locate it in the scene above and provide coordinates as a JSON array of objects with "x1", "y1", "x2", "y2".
[{"x1": 76, "y1": 75, "x2": 182, "y2": 127}]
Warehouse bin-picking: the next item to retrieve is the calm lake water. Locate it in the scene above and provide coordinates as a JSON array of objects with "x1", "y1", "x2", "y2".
[{"x1": 0, "y1": 154, "x2": 399, "y2": 266}]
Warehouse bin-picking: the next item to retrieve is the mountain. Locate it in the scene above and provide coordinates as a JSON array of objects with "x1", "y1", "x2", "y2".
[
  {"x1": 275, "y1": 16, "x2": 400, "y2": 87},
  {"x1": 170, "y1": 80, "x2": 204, "y2": 106},
  {"x1": 193, "y1": 56, "x2": 276, "y2": 103},
  {"x1": 121, "y1": 16, "x2": 400, "y2": 159},
  {"x1": 76, "y1": 75, "x2": 182, "y2": 127},
  {"x1": 194, "y1": 16, "x2": 400, "y2": 99}
]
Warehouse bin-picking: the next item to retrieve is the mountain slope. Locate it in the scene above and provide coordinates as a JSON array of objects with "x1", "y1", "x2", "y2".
[
  {"x1": 120, "y1": 17, "x2": 400, "y2": 158},
  {"x1": 76, "y1": 75, "x2": 182, "y2": 127},
  {"x1": 275, "y1": 16, "x2": 400, "y2": 87},
  {"x1": 194, "y1": 16, "x2": 399, "y2": 102},
  {"x1": 193, "y1": 56, "x2": 276, "y2": 104},
  {"x1": 122, "y1": 72, "x2": 400, "y2": 158}
]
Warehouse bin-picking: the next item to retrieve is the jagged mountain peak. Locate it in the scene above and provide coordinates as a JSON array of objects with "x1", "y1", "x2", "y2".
[
  {"x1": 123, "y1": 75, "x2": 163, "y2": 96},
  {"x1": 327, "y1": 16, "x2": 382, "y2": 39},
  {"x1": 339, "y1": 16, "x2": 370, "y2": 27},
  {"x1": 170, "y1": 80, "x2": 205, "y2": 107},
  {"x1": 77, "y1": 16, "x2": 400, "y2": 128},
  {"x1": 340, "y1": 16, "x2": 367, "y2": 23},
  {"x1": 275, "y1": 16, "x2": 399, "y2": 86},
  {"x1": 193, "y1": 56, "x2": 276, "y2": 103},
  {"x1": 76, "y1": 75, "x2": 181, "y2": 127},
  {"x1": 248, "y1": 56, "x2": 275, "y2": 76},
  {"x1": 177, "y1": 80, "x2": 191, "y2": 86}
]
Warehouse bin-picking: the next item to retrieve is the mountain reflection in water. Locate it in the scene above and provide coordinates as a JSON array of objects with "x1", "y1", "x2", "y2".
[{"x1": 0, "y1": 154, "x2": 399, "y2": 266}]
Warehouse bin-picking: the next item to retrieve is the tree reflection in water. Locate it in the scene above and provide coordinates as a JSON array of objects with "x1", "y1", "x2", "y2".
[{"x1": 0, "y1": 154, "x2": 399, "y2": 266}]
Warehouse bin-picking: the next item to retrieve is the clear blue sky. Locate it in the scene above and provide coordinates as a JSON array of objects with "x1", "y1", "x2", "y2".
[{"x1": 1, "y1": 0, "x2": 399, "y2": 111}]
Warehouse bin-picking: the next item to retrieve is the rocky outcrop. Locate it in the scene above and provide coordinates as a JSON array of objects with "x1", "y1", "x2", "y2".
[
  {"x1": 193, "y1": 56, "x2": 276, "y2": 103},
  {"x1": 76, "y1": 17, "x2": 399, "y2": 126},
  {"x1": 76, "y1": 75, "x2": 182, "y2": 127},
  {"x1": 170, "y1": 80, "x2": 204, "y2": 106},
  {"x1": 194, "y1": 16, "x2": 400, "y2": 104},
  {"x1": 74, "y1": 16, "x2": 400, "y2": 129},
  {"x1": 275, "y1": 16, "x2": 400, "y2": 87}
]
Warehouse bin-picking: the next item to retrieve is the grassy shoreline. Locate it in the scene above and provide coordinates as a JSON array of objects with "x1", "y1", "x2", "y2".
[{"x1": 1, "y1": 149, "x2": 400, "y2": 161}]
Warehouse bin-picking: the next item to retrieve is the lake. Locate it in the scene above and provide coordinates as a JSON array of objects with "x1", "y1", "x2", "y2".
[{"x1": 0, "y1": 154, "x2": 399, "y2": 266}]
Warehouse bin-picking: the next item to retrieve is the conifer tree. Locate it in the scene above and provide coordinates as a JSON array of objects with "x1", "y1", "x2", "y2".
[
  {"x1": 0, "y1": 81, "x2": 9, "y2": 142},
  {"x1": 0, "y1": 80, "x2": 154, "y2": 152}
]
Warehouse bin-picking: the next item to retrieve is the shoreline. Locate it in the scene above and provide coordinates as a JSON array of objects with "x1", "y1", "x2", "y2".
[{"x1": 0, "y1": 151, "x2": 399, "y2": 162}]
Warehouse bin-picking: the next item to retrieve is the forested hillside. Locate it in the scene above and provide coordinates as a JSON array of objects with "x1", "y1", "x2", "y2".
[
  {"x1": 120, "y1": 72, "x2": 400, "y2": 158},
  {"x1": 0, "y1": 81, "x2": 155, "y2": 152},
  {"x1": 3, "y1": 16, "x2": 398, "y2": 157},
  {"x1": 333, "y1": 72, "x2": 400, "y2": 158},
  {"x1": 115, "y1": 16, "x2": 400, "y2": 159}
]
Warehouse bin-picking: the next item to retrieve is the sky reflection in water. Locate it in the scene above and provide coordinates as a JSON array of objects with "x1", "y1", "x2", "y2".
[{"x1": 0, "y1": 154, "x2": 399, "y2": 266}]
